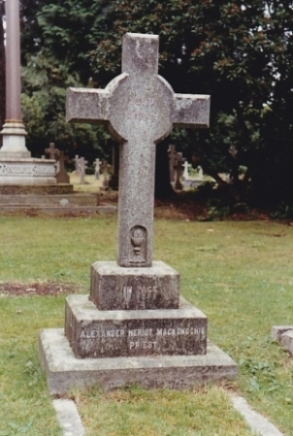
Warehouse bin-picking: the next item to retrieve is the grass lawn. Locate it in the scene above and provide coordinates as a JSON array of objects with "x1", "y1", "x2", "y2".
[{"x1": 1, "y1": 211, "x2": 293, "y2": 435}]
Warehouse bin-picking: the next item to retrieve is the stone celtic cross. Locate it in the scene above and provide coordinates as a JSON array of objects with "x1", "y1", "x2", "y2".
[{"x1": 66, "y1": 33, "x2": 210, "y2": 267}]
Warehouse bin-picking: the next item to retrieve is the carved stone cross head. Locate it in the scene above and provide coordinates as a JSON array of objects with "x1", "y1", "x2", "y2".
[{"x1": 66, "y1": 33, "x2": 210, "y2": 267}]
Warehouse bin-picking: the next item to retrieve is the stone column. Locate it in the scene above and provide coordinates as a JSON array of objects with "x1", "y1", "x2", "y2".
[
  {"x1": 0, "y1": 0, "x2": 57, "y2": 185},
  {"x1": 0, "y1": 0, "x2": 30, "y2": 158}
]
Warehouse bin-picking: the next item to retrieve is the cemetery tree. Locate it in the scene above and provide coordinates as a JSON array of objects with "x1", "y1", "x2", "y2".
[
  {"x1": 91, "y1": 1, "x2": 284, "y2": 204},
  {"x1": 20, "y1": 0, "x2": 293, "y2": 208},
  {"x1": 249, "y1": 1, "x2": 293, "y2": 208},
  {"x1": 20, "y1": 0, "x2": 107, "y2": 85},
  {"x1": 84, "y1": 0, "x2": 292, "y2": 205},
  {"x1": 20, "y1": 0, "x2": 110, "y2": 161}
]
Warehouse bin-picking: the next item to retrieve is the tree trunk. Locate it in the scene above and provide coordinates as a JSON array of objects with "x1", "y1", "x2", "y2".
[{"x1": 155, "y1": 139, "x2": 176, "y2": 199}]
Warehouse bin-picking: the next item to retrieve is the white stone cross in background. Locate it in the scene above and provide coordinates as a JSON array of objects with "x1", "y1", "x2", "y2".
[
  {"x1": 66, "y1": 33, "x2": 210, "y2": 267},
  {"x1": 183, "y1": 160, "x2": 191, "y2": 180},
  {"x1": 94, "y1": 158, "x2": 101, "y2": 179}
]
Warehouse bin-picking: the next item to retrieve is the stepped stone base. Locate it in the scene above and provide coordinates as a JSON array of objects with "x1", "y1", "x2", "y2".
[
  {"x1": 39, "y1": 328, "x2": 237, "y2": 395},
  {"x1": 0, "y1": 186, "x2": 118, "y2": 215},
  {"x1": 65, "y1": 295, "x2": 207, "y2": 358}
]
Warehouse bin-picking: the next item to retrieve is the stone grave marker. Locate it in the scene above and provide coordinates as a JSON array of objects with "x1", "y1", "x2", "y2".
[
  {"x1": 183, "y1": 160, "x2": 191, "y2": 180},
  {"x1": 271, "y1": 326, "x2": 293, "y2": 355},
  {"x1": 197, "y1": 165, "x2": 204, "y2": 180},
  {"x1": 74, "y1": 154, "x2": 79, "y2": 173},
  {"x1": 39, "y1": 33, "x2": 236, "y2": 395},
  {"x1": 45, "y1": 142, "x2": 60, "y2": 160},
  {"x1": 77, "y1": 157, "x2": 88, "y2": 184},
  {"x1": 174, "y1": 152, "x2": 184, "y2": 190},
  {"x1": 66, "y1": 33, "x2": 212, "y2": 264},
  {"x1": 168, "y1": 144, "x2": 177, "y2": 182},
  {"x1": 101, "y1": 161, "x2": 111, "y2": 190},
  {"x1": 94, "y1": 158, "x2": 101, "y2": 179},
  {"x1": 56, "y1": 151, "x2": 70, "y2": 184}
]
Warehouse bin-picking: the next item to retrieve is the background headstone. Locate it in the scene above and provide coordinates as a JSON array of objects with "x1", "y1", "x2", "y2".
[
  {"x1": 197, "y1": 165, "x2": 204, "y2": 180},
  {"x1": 74, "y1": 155, "x2": 79, "y2": 174},
  {"x1": 77, "y1": 157, "x2": 88, "y2": 184},
  {"x1": 56, "y1": 151, "x2": 70, "y2": 184},
  {"x1": 183, "y1": 160, "x2": 191, "y2": 180},
  {"x1": 94, "y1": 158, "x2": 101, "y2": 180},
  {"x1": 45, "y1": 142, "x2": 60, "y2": 160},
  {"x1": 101, "y1": 161, "x2": 111, "y2": 190},
  {"x1": 168, "y1": 144, "x2": 177, "y2": 183},
  {"x1": 174, "y1": 152, "x2": 184, "y2": 190}
]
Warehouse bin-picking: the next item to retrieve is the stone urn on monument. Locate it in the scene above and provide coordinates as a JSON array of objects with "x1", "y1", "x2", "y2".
[{"x1": 39, "y1": 33, "x2": 237, "y2": 394}]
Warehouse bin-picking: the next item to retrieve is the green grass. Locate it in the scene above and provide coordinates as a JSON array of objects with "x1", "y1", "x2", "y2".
[
  {"x1": 0, "y1": 295, "x2": 65, "y2": 436},
  {"x1": 77, "y1": 386, "x2": 253, "y2": 436},
  {"x1": 1, "y1": 214, "x2": 293, "y2": 435}
]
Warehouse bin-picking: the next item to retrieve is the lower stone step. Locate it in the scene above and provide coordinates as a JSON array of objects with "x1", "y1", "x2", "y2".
[
  {"x1": 39, "y1": 328, "x2": 237, "y2": 395},
  {"x1": 0, "y1": 193, "x2": 97, "y2": 206},
  {"x1": 0, "y1": 201, "x2": 117, "y2": 215}
]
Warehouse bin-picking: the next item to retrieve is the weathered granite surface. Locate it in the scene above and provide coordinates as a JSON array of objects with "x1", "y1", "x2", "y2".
[
  {"x1": 65, "y1": 295, "x2": 207, "y2": 358},
  {"x1": 66, "y1": 33, "x2": 210, "y2": 267},
  {"x1": 39, "y1": 33, "x2": 237, "y2": 395},
  {"x1": 39, "y1": 328, "x2": 237, "y2": 395},
  {"x1": 271, "y1": 325, "x2": 293, "y2": 355},
  {"x1": 271, "y1": 325, "x2": 293, "y2": 341},
  {"x1": 90, "y1": 260, "x2": 179, "y2": 310}
]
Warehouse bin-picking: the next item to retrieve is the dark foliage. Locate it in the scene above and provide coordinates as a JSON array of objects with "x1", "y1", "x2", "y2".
[{"x1": 14, "y1": 1, "x2": 293, "y2": 208}]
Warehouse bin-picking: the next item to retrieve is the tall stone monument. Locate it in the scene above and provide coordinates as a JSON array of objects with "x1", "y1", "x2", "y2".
[
  {"x1": 0, "y1": 0, "x2": 56, "y2": 185},
  {"x1": 39, "y1": 33, "x2": 236, "y2": 394}
]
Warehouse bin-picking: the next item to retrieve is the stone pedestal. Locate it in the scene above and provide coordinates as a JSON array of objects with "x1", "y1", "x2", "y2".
[
  {"x1": 90, "y1": 261, "x2": 179, "y2": 310},
  {"x1": 39, "y1": 260, "x2": 237, "y2": 394},
  {"x1": 0, "y1": 158, "x2": 56, "y2": 185}
]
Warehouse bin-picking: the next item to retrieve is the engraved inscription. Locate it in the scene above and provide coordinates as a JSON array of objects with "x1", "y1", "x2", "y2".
[
  {"x1": 156, "y1": 327, "x2": 205, "y2": 337},
  {"x1": 0, "y1": 163, "x2": 55, "y2": 176},
  {"x1": 76, "y1": 321, "x2": 207, "y2": 357},
  {"x1": 122, "y1": 286, "x2": 132, "y2": 308},
  {"x1": 121, "y1": 284, "x2": 162, "y2": 309},
  {"x1": 137, "y1": 285, "x2": 158, "y2": 294},
  {"x1": 128, "y1": 328, "x2": 153, "y2": 337},
  {"x1": 80, "y1": 326, "x2": 206, "y2": 340},
  {"x1": 129, "y1": 341, "x2": 158, "y2": 350},
  {"x1": 80, "y1": 329, "x2": 125, "y2": 339}
]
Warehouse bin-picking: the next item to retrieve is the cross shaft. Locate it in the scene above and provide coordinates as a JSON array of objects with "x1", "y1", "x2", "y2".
[{"x1": 66, "y1": 33, "x2": 210, "y2": 267}]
